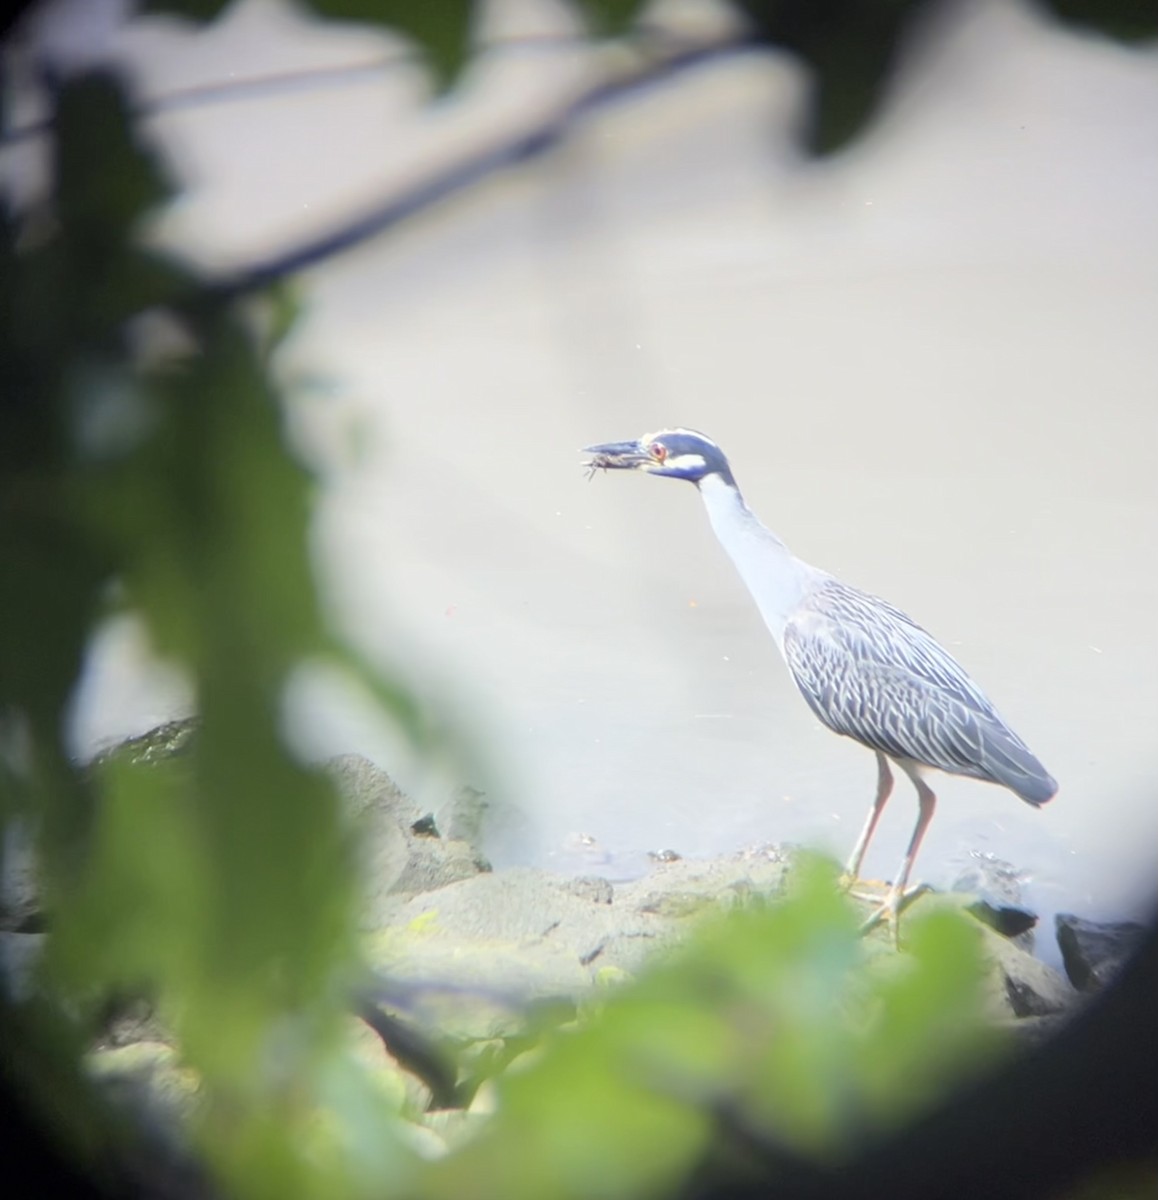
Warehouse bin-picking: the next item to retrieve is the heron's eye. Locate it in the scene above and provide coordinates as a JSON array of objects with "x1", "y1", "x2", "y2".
[{"x1": 651, "y1": 443, "x2": 668, "y2": 462}]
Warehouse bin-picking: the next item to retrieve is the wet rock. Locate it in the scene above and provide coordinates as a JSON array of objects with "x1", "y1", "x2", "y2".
[
  {"x1": 951, "y1": 853, "x2": 1037, "y2": 953},
  {"x1": 982, "y1": 927, "x2": 1075, "y2": 1018},
  {"x1": 1055, "y1": 913, "x2": 1147, "y2": 992},
  {"x1": 965, "y1": 898, "x2": 1037, "y2": 946},
  {"x1": 890, "y1": 892, "x2": 1075, "y2": 1020},
  {"x1": 410, "y1": 814, "x2": 440, "y2": 838}
]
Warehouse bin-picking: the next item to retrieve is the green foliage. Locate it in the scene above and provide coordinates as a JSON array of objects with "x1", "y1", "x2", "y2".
[
  {"x1": 140, "y1": 0, "x2": 232, "y2": 18},
  {"x1": 574, "y1": 0, "x2": 652, "y2": 38},
  {"x1": 310, "y1": 2, "x2": 475, "y2": 88},
  {"x1": 138, "y1": 0, "x2": 649, "y2": 93},
  {"x1": 732, "y1": 0, "x2": 1157, "y2": 152},
  {"x1": 421, "y1": 858, "x2": 999, "y2": 1200},
  {"x1": 10, "y1": 4, "x2": 1139, "y2": 1198},
  {"x1": 0, "y1": 66, "x2": 420, "y2": 1200},
  {"x1": 1043, "y1": 0, "x2": 1158, "y2": 41},
  {"x1": 134, "y1": 0, "x2": 1158, "y2": 154},
  {"x1": 732, "y1": 0, "x2": 927, "y2": 154}
]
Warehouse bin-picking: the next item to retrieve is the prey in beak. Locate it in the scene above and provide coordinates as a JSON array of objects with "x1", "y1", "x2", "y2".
[{"x1": 581, "y1": 440, "x2": 652, "y2": 480}]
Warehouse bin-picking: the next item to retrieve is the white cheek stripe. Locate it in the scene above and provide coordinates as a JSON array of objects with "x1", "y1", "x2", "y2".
[{"x1": 662, "y1": 453, "x2": 706, "y2": 473}]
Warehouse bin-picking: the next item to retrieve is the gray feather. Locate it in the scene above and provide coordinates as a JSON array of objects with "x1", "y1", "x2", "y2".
[{"x1": 783, "y1": 580, "x2": 1057, "y2": 805}]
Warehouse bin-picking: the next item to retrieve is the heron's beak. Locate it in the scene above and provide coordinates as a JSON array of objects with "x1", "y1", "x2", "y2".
[{"x1": 581, "y1": 440, "x2": 651, "y2": 473}]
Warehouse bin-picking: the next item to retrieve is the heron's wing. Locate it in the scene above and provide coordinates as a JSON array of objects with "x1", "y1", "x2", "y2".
[{"x1": 783, "y1": 581, "x2": 1055, "y2": 804}]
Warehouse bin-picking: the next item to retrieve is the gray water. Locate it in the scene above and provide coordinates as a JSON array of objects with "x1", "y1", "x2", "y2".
[{"x1": 36, "y1": 0, "x2": 1157, "y2": 955}]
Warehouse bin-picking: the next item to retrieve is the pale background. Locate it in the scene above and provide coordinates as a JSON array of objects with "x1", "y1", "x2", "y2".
[{"x1": 8, "y1": 0, "x2": 1157, "y2": 960}]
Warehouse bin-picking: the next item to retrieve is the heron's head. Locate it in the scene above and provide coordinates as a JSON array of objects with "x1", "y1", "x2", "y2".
[{"x1": 582, "y1": 428, "x2": 735, "y2": 487}]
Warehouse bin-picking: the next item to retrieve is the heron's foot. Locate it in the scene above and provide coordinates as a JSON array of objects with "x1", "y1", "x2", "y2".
[
  {"x1": 858, "y1": 883, "x2": 933, "y2": 947},
  {"x1": 840, "y1": 873, "x2": 891, "y2": 903}
]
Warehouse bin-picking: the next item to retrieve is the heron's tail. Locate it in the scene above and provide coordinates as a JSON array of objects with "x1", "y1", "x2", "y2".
[{"x1": 982, "y1": 725, "x2": 1058, "y2": 807}]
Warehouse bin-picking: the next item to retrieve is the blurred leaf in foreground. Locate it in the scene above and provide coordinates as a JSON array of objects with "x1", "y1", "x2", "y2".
[
  {"x1": 0, "y1": 66, "x2": 429, "y2": 1200},
  {"x1": 424, "y1": 857, "x2": 1001, "y2": 1199}
]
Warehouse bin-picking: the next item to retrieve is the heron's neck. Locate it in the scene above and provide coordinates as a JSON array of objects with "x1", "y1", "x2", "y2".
[{"x1": 697, "y1": 474, "x2": 820, "y2": 647}]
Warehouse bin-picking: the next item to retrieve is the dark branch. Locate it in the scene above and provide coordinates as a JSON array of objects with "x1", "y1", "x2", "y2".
[{"x1": 191, "y1": 35, "x2": 746, "y2": 303}]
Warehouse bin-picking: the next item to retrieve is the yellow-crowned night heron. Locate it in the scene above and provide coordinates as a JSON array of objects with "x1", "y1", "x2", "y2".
[{"x1": 584, "y1": 428, "x2": 1057, "y2": 931}]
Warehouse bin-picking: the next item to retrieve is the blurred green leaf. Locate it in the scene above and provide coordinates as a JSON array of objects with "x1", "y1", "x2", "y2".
[
  {"x1": 733, "y1": 0, "x2": 927, "y2": 154},
  {"x1": 422, "y1": 857, "x2": 999, "y2": 1197},
  {"x1": 139, "y1": 0, "x2": 476, "y2": 90},
  {"x1": 853, "y1": 907, "x2": 1000, "y2": 1133},
  {"x1": 1043, "y1": 0, "x2": 1158, "y2": 40},
  {"x1": 1, "y1": 10, "x2": 1076, "y2": 1200},
  {"x1": 55, "y1": 73, "x2": 170, "y2": 248},
  {"x1": 307, "y1": 1, "x2": 476, "y2": 89},
  {"x1": 572, "y1": 0, "x2": 651, "y2": 38},
  {"x1": 263, "y1": 280, "x2": 305, "y2": 360},
  {"x1": 138, "y1": 0, "x2": 233, "y2": 17}
]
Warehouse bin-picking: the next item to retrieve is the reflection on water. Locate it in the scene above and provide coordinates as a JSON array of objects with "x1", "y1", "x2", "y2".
[{"x1": 60, "y1": 0, "x2": 1158, "y2": 958}]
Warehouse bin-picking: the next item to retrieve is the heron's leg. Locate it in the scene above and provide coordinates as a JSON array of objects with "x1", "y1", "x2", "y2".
[
  {"x1": 861, "y1": 772, "x2": 937, "y2": 946},
  {"x1": 842, "y1": 752, "x2": 894, "y2": 885}
]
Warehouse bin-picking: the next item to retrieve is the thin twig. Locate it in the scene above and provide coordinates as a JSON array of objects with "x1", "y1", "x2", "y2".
[{"x1": 0, "y1": 32, "x2": 584, "y2": 147}]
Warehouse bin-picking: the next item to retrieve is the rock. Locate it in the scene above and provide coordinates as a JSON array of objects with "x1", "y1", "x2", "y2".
[
  {"x1": 978, "y1": 921, "x2": 1075, "y2": 1019},
  {"x1": 90, "y1": 717, "x2": 200, "y2": 770},
  {"x1": 888, "y1": 892, "x2": 1075, "y2": 1021},
  {"x1": 325, "y1": 755, "x2": 491, "y2": 928},
  {"x1": 410, "y1": 814, "x2": 440, "y2": 838},
  {"x1": 436, "y1": 785, "x2": 489, "y2": 847},
  {"x1": 3, "y1": 721, "x2": 206, "y2": 935},
  {"x1": 86, "y1": 1041, "x2": 209, "y2": 1199},
  {"x1": 362, "y1": 865, "x2": 677, "y2": 1038},
  {"x1": 344, "y1": 1016, "x2": 431, "y2": 1115},
  {"x1": 965, "y1": 898, "x2": 1037, "y2": 946},
  {"x1": 0, "y1": 931, "x2": 44, "y2": 1001},
  {"x1": 94, "y1": 993, "x2": 170, "y2": 1051},
  {"x1": 0, "y1": 822, "x2": 41, "y2": 933},
  {"x1": 366, "y1": 867, "x2": 626, "y2": 990},
  {"x1": 614, "y1": 851, "x2": 788, "y2": 920},
  {"x1": 364, "y1": 850, "x2": 796, "y2": 1033},
  {"x1": 391, "y1": 837, "x2": 491, "y2": 904},
  {"x1": 419, "y1": 1108, "x2": 489, "y2": 1151},
  {"x1": 1000, "y1": 1013, "x2": 1071, "y2": 1051},
  {"x1": 1055, "y1": 913, "x2": 1147, "y2": 992},
  {"x1": 87, "y1": 1041, "x2": 201, "y2": 1126},
  {"x1": 950, "y1": 853, "x2": 1037, "y2": 953},
  {"x1": 327, "y1": 754, "x2": 424, "y2": 828},
  {"x1": 563, "y1": 877, "x2": 614, "y2": 905},
  {"x1": 396, "y1": 1120, "x2": 450, "y2": 1160}
]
